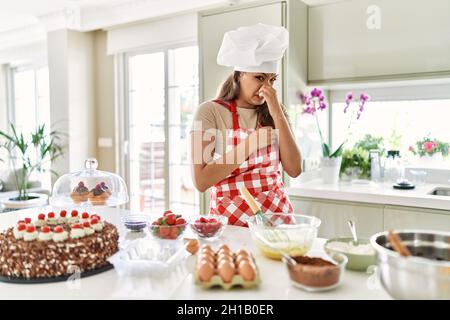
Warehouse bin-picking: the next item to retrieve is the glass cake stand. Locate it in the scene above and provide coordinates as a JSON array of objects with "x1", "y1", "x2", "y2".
[{"x1": 49, "y1": 158, "x2": 129, "y2": 210}]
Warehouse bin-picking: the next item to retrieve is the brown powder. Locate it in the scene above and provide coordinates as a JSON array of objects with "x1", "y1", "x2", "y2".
[{"x1": 287, "y1": 256, "x2": 340, "y2": 288}]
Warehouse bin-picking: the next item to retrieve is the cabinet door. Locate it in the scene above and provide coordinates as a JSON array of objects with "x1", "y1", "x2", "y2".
[
  {"x1": 199, "y1": 2, "x2": 284, "y2": 101},
  {"x1": 308, "y1": 0, "x2": 450, "y2": 83},
  {"x1": 291, "y1": 197, "x2": 384, "y2": 239},
  {"x1": 384, "y1": 206, "x2": 450, "y2": 231}
]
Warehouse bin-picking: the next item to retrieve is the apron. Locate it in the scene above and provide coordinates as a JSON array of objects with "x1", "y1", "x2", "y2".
[{"x1": 209, "y1": 99, "x2": 294, "y2": 227}]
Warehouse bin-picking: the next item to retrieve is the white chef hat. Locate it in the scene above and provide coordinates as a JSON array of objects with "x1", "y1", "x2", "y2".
[{"x1": 217, "y1": 23, "x2": 289, "y2": 73}]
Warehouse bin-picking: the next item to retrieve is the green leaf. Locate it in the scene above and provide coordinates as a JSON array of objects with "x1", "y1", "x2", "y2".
[
  {"x1": 330, "y1": 142, "x2": 345, "y2": 158},
  {"x1": 322, "y1": 143, "x2": 330, "y2": 157}
]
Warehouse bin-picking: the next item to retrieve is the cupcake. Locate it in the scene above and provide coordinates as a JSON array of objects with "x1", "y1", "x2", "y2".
[
  {"x1": 88, "y1": 184, "x2": 110, "y2": 205},
  {"x1": 100, "y1": 182, "x2": 112, "y2": 196},
  {"x1": 34, "y1": 213, "x2": 47, "y2": 227},
  {"x1": 23, "y1": 225, "x2": 38, "y2": 241},
  {"x1": 38, "y1": 226, "x2": 53, "y2": 241},
  {"x1": 53, "y1": 226, "x2": 69, "y2": 242},
  {"x1": 70, "y1": 181, "x2": 89, "y2": 203}
]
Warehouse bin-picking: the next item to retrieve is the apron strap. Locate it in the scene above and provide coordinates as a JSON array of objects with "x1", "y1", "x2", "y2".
[{"x1": 213, "y1": 99, "x2": 240, "y2": 131}]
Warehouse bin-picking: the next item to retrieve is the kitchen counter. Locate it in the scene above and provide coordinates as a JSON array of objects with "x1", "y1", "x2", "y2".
[
  {"x1": 0, "y1": 207, "x2": 389, "y2": 299},
  {"x1": 288, "y1": 180, "x2": 450, "y2": 212}
]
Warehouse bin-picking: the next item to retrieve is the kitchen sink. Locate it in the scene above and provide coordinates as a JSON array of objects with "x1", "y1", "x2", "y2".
[{"x1": 428, "y1": 187, "x2": 450, "y2": 196}]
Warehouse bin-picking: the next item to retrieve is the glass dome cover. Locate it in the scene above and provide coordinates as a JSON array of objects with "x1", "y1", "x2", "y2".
[{"x1": 50, "y1": 158, "x2": 129, "y2": 207}]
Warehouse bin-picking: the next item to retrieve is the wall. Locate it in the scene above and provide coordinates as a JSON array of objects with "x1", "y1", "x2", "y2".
[
  {"x1": 47, "y1": 29, "x2": 97, "y2": 180},
  {"x1": 94, "y1": 30, "x2": 116, "y2": 172}
]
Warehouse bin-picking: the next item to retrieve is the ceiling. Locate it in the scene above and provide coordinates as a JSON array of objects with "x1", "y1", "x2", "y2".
[{"x1": 0, "y1": 0, "x2": 345, "y2": 33}]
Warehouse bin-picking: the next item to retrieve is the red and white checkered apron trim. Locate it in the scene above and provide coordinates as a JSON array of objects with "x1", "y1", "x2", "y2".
[{"x1": 209, "y1": 99, "x2": 294, "y2": 227}]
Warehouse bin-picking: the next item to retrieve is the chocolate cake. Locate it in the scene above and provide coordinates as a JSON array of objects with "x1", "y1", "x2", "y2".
[{"x1": 0, "y1": 210, "x2": 119, "y2": 279}]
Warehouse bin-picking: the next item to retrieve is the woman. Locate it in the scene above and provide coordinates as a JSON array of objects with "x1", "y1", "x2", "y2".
[{"x1": 191, "y1": 24, "x2": 302, "y2": 226}]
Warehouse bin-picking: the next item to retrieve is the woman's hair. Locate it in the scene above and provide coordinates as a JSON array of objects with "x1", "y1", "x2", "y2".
[{"x1": 216, "y1": 71, "x2": 289, "y2": 128}]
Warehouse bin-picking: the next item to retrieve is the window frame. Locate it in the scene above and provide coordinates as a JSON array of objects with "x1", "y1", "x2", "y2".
[{"x1": 119, "y1": 41, "x2": 199, "y2": 211}]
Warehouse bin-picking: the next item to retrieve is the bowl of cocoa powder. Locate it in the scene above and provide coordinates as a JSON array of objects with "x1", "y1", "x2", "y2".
[{"x1": 283, "y1": 251, "x2": 347, "y2": 292}]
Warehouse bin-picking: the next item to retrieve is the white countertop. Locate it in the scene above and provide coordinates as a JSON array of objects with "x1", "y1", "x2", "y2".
[
  {"x1": 288, "y1": 180, "x2": 450, "y2": 211},
  {"x1": 0, "y1": 207, "x2": 390, "y2": 300}
]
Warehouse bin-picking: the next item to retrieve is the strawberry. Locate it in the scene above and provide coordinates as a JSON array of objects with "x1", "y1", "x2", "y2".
[
  {"x1": 199, "y1": 217, "x2": 207, "y2": 223},
  {"x1": 163, "y1": 210, "x2": 173, "y2": 217},
  {"x1": 71, "y1": 210, "x2": 78, "y2": 217},
  {"x1": 91, "y1": 214, "x2": 101, "y2": 220},
  {"x1": 54, "y1": 226, "x2": 64, "y2": 233},
  {"x1": 166, "y1": 214, "x2": 176, "y2": 226},
  {"x1": 157, "y1": 217, "x2": 164, "y2": 225},
  {"x1": 72, "y1": 224, "x2": 82, "y2": 229},
  {"x1": 41, "y1": 226, "x2": 51, "y2": 233},
  {"x1": 17, "y1": 220, "x2": 25, "y2": 224},
  {"x1": 175, "y1": 218, "x2": 186, "y2": 225},
  {"x1": 83, "y1": 222, "x2": 91, "y2": 228},
  {"x1": 208, "y1": 218, "x2": 217, "y2": 223},
  {"x1": 90, "y1": 218, "x2": 99, "y2": 225},
  {"x1": 82, "y1": 212, "x2": 89, "y2": 219},
  {"x1": 169, "y1": 226, "x2": 179, "y2": 239},
  {"x1": 48, "y1": 212, "x2": 55, "y2": 218},
  {"x1": 26, "y1": 225, "x2": 36, "y2": 233},
  {"x1": 159, "y1": 226, "x2": 170, "y2": 238},
  {"x1": 60, "y1": 210, "x2": 67, "y2": 217},
  {"x1": 17, "y1": 224, "x2": 26, "y2": 231},
  {"x1": 24, "y1": 218, "x2": 32, "y2": 224},
  {"x1": 38, "y1": 213, "x2": 45, "y2": 220}
]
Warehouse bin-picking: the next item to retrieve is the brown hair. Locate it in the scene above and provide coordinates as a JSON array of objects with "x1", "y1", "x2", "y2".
[{"x1": 216, "y1": 71, "x2": 289, "y2": 128}]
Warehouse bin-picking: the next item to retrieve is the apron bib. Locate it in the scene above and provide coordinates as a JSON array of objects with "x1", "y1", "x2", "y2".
[{"x1": 209, "y1": 99, "x2": 294, "y2": 227}]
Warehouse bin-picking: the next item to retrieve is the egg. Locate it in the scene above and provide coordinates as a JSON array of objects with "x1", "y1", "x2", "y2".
[
  {"x1": 217, "y1": 260, "x2": 235, "y2": 283},
  {"x1": 218, "y1": 244, "x2": 230, "y2": 252},
  {"x1": 199, "y1": 253, "x2": 215, "y2": 265},
  {"x1": 186, "y1": 239, "x2": 199, "y2": 255},
  {"x1": 217, "y1": 253, "x2": 234, "y2": 264},
  {"x1": 197, "y1": 260, "x2": 215, "y2": 282},
  {"x1": 235, "y1": 253, "x2": 249, "y2": 266},
  {"x1": 200, "y1": 248, "x2": 215, "y2": 258},
  {"x1": 235, "y1": 249, "x2": 249, "y2": 257},
  {"x1": 238, "y1": 260, "x2": 256, "y2": 281},
  {"x1": 201, "y1": 244, "x2": 214, "y2": 253}
]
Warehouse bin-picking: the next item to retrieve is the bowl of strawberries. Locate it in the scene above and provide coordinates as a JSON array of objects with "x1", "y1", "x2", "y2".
[
  {"x1": 189, "y1": 215, "x2": 228, "y2": 241},
  {"x1": 149, "y1": 210, "x2": 187, "y2": 240}
]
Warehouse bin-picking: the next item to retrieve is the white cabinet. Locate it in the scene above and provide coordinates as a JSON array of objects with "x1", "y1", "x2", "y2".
[
  {"x1": 384, "y1": 206, "x2": 450, "y2": 231},
  {"x1": 291, "y1": 196, "x2": 450, "y2": 239},
  {"x1": 308, "y1": 0, "x2": 450, "y2": 83},
  {"x1": 199, "y1": 0, "x2": 307, "y2": 102},
  {"x1": 291, "y1": 197, "x2": 384, "y2": 239}
]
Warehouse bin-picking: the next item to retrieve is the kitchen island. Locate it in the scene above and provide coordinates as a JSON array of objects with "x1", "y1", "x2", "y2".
[{"x1": 0, "y1": 207, "x2": 389, "y2": 300}]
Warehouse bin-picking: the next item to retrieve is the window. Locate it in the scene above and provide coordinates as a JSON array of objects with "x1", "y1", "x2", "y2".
[
  {"x1": 125, "y1": 45, "x2": 199, "y2": 214},
  {"x1": 331, "y1": 98, "x2": 450, "y2": 168},
  {"x1": 9, "y1": 65, "x2": 51, "y2": 189}
]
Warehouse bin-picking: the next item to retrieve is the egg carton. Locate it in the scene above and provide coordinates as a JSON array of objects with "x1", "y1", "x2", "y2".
[{"x1": 194, "y1": 255, "x2": 261, "y2": 290}]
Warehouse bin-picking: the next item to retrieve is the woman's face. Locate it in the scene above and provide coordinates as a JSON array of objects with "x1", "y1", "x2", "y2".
[{"x1": 239, "y1": 72, "x2": 278, "y2": 106}]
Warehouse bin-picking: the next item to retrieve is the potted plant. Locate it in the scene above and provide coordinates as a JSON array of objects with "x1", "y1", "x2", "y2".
[
  {"x1": 0, "y1": 123, "x2": 64, "y2": 210},
  {"x1": 408, "y1": 137, "x2": 449, "y2": 168},
  {"x1": 298, "y1": 89, "x2": 370, "y2": 184}
]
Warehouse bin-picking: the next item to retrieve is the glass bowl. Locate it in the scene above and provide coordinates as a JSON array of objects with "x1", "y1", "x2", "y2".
[
  {"x1": 149, "y1": 221, "x2": 188, "y2": 240},
  {"x1": 189, "y1": 215, "x2": 228, "y2": 241},
  {"x1": 248, "y1": 213, "x2": 321, "y2": 260},
  {"x1": 283, "y1": 250, "x2": 347, "y2": 292},
  {"x1": 122, "y1": 214, "x2": 152, "y2": 232}
]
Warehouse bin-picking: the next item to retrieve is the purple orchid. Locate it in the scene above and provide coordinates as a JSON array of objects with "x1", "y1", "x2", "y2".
[
  {"x1": 344, "y1": 91, "x2": 353, "y2": 113},
  {"x1": 318, "y1": 102, "x2": 327, "y2": 111},
  {"x1": 310, "y1": 88, "x2": 322, "y2": 98}
]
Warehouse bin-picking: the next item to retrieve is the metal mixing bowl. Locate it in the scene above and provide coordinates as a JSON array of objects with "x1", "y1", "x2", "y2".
[{"x1": 370, "y1": 229, "x2": 450, "y2": 300}]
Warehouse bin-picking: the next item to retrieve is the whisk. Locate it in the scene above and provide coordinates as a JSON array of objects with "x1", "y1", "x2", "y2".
[{"x1": 239, "y1": 186, "x2": 289, "y2": 243}]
